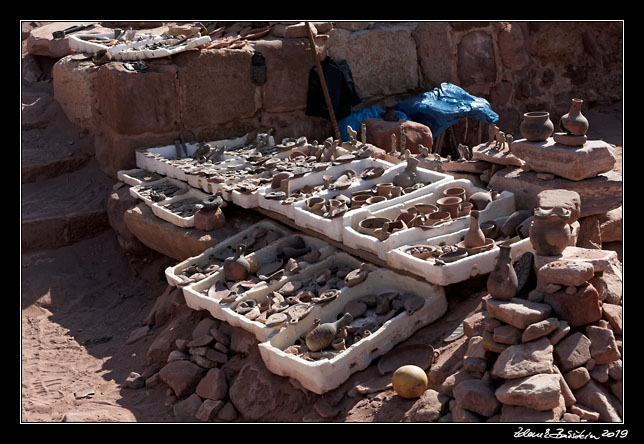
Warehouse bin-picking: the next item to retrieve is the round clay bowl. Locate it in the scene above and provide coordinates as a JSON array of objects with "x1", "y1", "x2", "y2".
[
  {"x1": 456, "y1": 238, "x2": 495, "y2": 255},
  {"x1": 412, "y1": 203, "x2": 439, "y2": 215},
  {"x1": 404, "y1": 244, "x2": 436, "y2": 260},
  {"x1": 351, "y1": 194, "x2": 371, "y2": 208},
  {"x1": 438, "y1": 249, "x2": 468, "y2": 263},
  {"x1": 425, "y1": 211, "x2": 451, "y2": 226},
  {"x1": 378, "y1": 343, "x2": 438, "y2": 375}
]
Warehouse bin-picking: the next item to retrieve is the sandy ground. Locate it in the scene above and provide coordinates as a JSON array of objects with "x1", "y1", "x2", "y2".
[{"x1": 20, "y1": 53, "x2": 622, "y2": 423}]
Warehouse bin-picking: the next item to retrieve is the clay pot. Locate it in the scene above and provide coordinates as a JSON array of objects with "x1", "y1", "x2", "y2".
[
  {"x1": 271, "y1": 171, "x2": 293, "y2": 190},
  {"x1": 358, "y1": 217, "x2": 390, "y2": 236},
  {"x1": 463, "y1": 210, "x2": 486, "y2": 248},
  {"x1": 305, "y1": 313, "x2": 353, "y2": 352},
  {"x1": 395, "y1": 210, "x2": 416, "y2": 226},
  {"x1": 437, "y1": 196, "x2": 463, "y2": 219},
  {"x1": 520, "y1": 111, "x2": 554, "y2": 142},
  {"x1": 486, "y1": 245, "x2": 519, "y2": 301},
  {"x1": 376, "y1": 182, "x2": 394, "y2": 197},
  {"x1": 393, "y1": 158, "x2": 418, "y2": 188},
  {"x1": 223, "y1": 244, "x2": 251, "y2": 281},
  {"x1": 391, "y1": 186, "x2": 403, "y2": 198},
  {"x1": 559, "y1": 98, "x2": 589, "y2": 136},
  {"x1": 404, "y1": 245, "x2": 436, "y2": 260},
  {"x1": 443, "y1": 187, "x2": 466, "y2": 202},
  {"x1": 305, "y1": 197, "x2": 325, "y2": 213},
  {"x1": 425, "y1": 211, "x2": 451, "y2": 226},
  {"x1": 458, "y1": 202, "x2": 473, "y2": 217},
  {"x1": 351, "y1": 194, "x2": 371, "y2": 208},
  {"x1": 194, "y1": 205, "x2": 226, "y2": 231},
  {"x1": 480, "y1": 220, "x2": 499, "y2": 239},
  {"x1": 529, "y1": 207, "x2": 572, "y2": 256}
]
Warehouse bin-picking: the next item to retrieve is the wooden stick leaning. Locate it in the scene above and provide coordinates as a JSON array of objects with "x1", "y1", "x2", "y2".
[{"x1": 305, "y1": 22, "x2": 341, "y2": 141}]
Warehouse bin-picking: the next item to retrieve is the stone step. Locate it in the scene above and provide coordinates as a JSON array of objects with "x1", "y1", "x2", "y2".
[
  {"x1": 21, "y1": 87, "x2": 94, "y2": 183},
  {"x1": 21, "y1": 158, "x2": 114, "y2": 251}
]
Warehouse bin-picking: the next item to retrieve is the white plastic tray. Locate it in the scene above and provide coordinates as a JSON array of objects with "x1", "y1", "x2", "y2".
[
  {"x1": 257, "y1": 158, "x2": 393, "y2": 220},
  {"x1": 68, "y1": 33, "x2": 211, "y2": 60},
  {"x1": 291, "y1": 161, "x2": 453, "y2": 242},
  {"x1": 150, "y1": 187, "x2": 219, "y2": 228},
  {"x1": 165, "y1": 219, "x2": 292, "y2": 287},
  {"x1": 129, "y1": 176, "x2": 190, "y2": 207},
  {"x1": 116, "y1": 168, "x2": 165, "y2": 187},
  {"x1": 212, "y1": 251, "x2": 365, "y2": 342},
  {"x1": 182, "y1": 234, "x2": 336, "y2": 321},
  {"x1": 257, "y1": 268, "x2": 448, "y2": 394},
  {"x1": 342, "y1": 179, "x2": 516, "y2": 260},
  {"x1": 387, "y1": 217, "x2": 534, "y2": 286}
]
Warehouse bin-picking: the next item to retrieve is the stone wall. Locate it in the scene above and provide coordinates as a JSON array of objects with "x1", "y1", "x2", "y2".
[{"x1": 49, "y1": 21, "x2": 622, "y2": 178}]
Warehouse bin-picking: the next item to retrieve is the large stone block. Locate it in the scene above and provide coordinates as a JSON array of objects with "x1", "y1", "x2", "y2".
[
  {"x1": 543, "y1": 283, "x2": 602, "y2": 327},
  {"x1": 495, "y1": 373, "x2": 562, "y2": 411},
  {"x1": 489, "y1": 167, "x2": 622, "y2": 218},
  {"x1": 326, "y1": 24, "x2": 419, "y2": 98},
  {"x1": 457, "y1": 31, "x2": 498, "y2": 91},
  {"x1": 251, "y1": 38, "x2": 313, "y2": 113},
  {"x1": 175, "y1": 49, "x2": 257, "y2": 128},
  {"x1": 52, "y1": 55, "x2": 98, "y2": 130},
  {"x1": 412, "y1": 22, "x2": 455, "y2": 88},
  {"x1": 94, "y1": 62, "x2": 179, "y2": 135},
  {"x1": 510, "y1": 138, "x2": 617, "y2": 181}
]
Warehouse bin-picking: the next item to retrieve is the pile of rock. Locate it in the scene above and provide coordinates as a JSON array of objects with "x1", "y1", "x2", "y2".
[{"x1": 426, "y1": 221, "x2": 622, "y2": 422}]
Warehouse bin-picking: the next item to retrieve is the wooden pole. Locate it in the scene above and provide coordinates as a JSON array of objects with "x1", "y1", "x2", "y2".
[{"x1": 306, "y1": 22, "x2": 341, "y2": 141}]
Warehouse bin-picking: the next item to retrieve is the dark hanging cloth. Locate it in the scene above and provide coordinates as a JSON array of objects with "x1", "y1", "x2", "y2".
[{"x1": 306, "y1": 56, "x2": 361, "y2": 121}]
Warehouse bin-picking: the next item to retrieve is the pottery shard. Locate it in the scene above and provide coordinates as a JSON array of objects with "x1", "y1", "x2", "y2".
[
  {"x1": 485, "y1": 298, "x2": 552, "y2": 330},
  {"x1": 554, "y1": 332, "x2": 592, "y2": 373},
  {"x1": 585, "y1": 325, "x2": 621, "y2": 365},
  {"x1": 521, "y1": 318, "x2": 560, "y2": 342},
  {"x1": 195, "y1": 368, "x2": 228, "y2": 401},
  {"x1": 535, "y1": 189, "x2": 582, "y2": 224},
  {"x1": 364, "y1": 118, "x2": 433, "y2": 154},
  {"x1": 453, "y1": 379, "x2": 501, "y2": 417},
  {"x1": 491, "y1": 337, "x2": 554, "y2": 379},
  {"x1": 495, "y1": 373, "x2": 562, "y2": 411},
  {"x1": 537, "y1": 260, "x2": 594, "y2": 288},
  {"x1": 159, "y1": 360, "x2": 207, "y2": 398},
  {"x1": 543, "y1": 282, "x2": 601, "y2": 327},
  {"x1": 510, "y1": 138, "x2": 616, "y2": 181}
]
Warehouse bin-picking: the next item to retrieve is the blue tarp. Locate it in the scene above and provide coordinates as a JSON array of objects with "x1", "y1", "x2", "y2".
[
  {"x1": 393, "y1": 83, "x2": 499, "y2": 138},
  {"x1": 336, "y1": 83, "x2": 498, "y2": 141}
]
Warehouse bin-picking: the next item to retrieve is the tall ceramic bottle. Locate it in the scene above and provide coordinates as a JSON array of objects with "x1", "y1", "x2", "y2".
[
  {"x1": 487, "y1": 245, "x2": 519, "y2": 301},
  {"x1": 559, "y1": 98, "x2": 589, "y2": 136},
  {"x1": 464, "y1": 210, "x2": 486, "y2": 248}
]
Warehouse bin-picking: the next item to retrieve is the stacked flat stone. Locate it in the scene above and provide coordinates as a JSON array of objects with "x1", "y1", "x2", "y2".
[
  {"x1": 426, "y1": 216, "x2": 622, "y2": 422},
  {"x1": 145, "y1": 316, "x2": 249, "y2": 422}
]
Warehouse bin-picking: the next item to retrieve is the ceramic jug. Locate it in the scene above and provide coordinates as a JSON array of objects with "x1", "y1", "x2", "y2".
[
  {"x1": 529, "y1": 207, "x2": 572, "y2": 256},
  {"x1": 223, "y1": 244, "x2": 251, "y2": 281},
  {"x1": 464, "y1": 210, "x2": 486, "y2": 248},
  {"x1": 305, "y1": 313, "x2": 354, "y2": 352},
  {"x1": 486, "y1": 245, "x2": 519, "y2": 301},
  {"x1": 559, "y1": 98, "x2": 589, "y2": 136}
]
